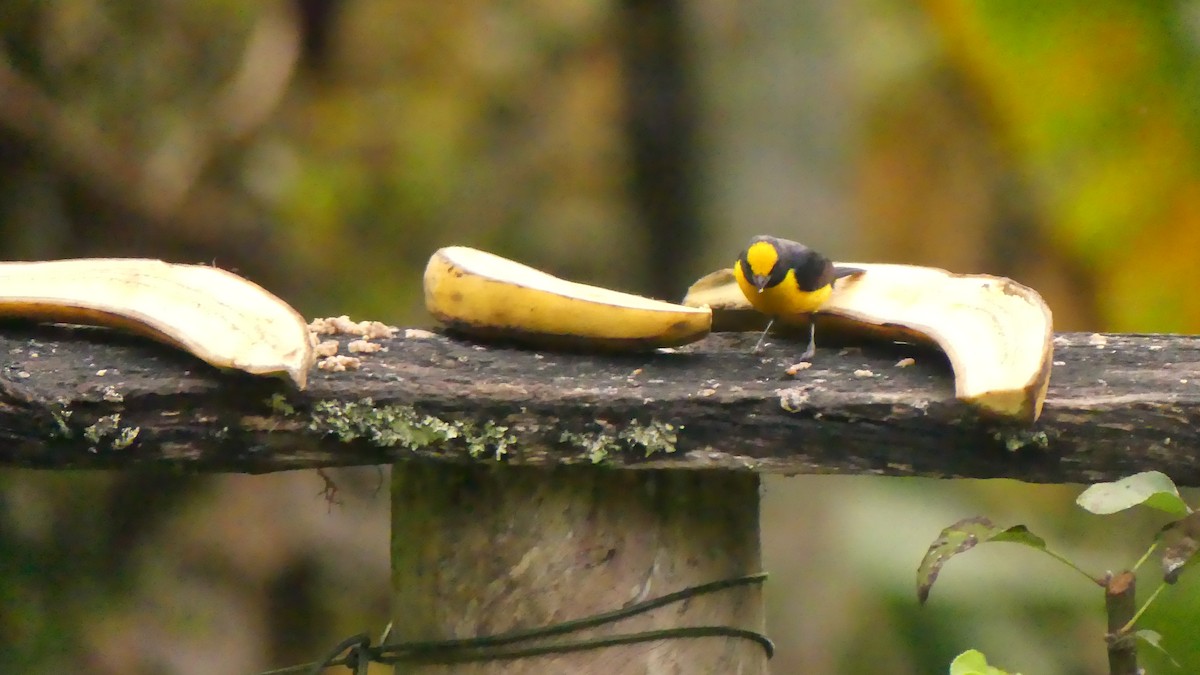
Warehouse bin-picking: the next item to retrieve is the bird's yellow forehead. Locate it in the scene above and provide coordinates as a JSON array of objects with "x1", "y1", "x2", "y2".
[{"x1": 745, "y1": 241, "x2": 778, "y2": 275}]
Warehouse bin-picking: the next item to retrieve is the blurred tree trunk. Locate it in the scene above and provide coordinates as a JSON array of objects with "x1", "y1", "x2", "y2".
[{"x1": 618, "y1": 0, "x2": 701, "y2": 300}]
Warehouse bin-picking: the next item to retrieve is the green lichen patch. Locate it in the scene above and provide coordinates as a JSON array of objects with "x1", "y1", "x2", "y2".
[
  {"x1": 308, "y1": 398, "x2": 459, "y2": 448},
  {"x1": 305, "y1": 398, "x2": 516, "y2": 459},
  {"x1": 112, "y1": 426, "x2": 140, "y2": 449},
  {"x1": 559, "y1": 430, "x2": 621, "y2": 464},
  {"x1": 266, "y1": 393, "x2": 296, "y2": 416},
  {"x1": 83, "y1": 413, "x2": 140, "y2": 449},
  {"x1": 992, "y1": 428, "x2": 1050, "y2": 452},
  {"x1": 464, "y1": 421, "x2": 516, "y2": 460},
  {"x1": 621, "y1": 421, "x2": 680, "y2": 456},
  {"x1": 560, "y1": 419, "x2": 680, "y2": 464},
  {"x1": 50, "y1": 408, "x2": 74, "y2": 439}
]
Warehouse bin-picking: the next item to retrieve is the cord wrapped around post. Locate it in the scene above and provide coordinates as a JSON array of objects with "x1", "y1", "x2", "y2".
[{"x1": 258, "y1": 573, "x2": 772, "y2": 674}]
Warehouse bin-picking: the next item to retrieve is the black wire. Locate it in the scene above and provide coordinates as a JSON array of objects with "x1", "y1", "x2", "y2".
[
  {"x1": 386, "y1": 626, "x2": 775, "y2": 664},
  {"x1": 382, "y1": 572, "x2": 767, "y2": 657},
  {"x1": 257, "y1": 572, "x2": 771, "y2": 674}
]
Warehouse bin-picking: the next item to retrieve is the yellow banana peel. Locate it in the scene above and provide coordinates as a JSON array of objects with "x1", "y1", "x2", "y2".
[
  {"x1": 424, "y1": 246, "x2": 712, "y2": 350},
  {"x1": 0, "y1": 258, "x2": 315, "y2": 388}
]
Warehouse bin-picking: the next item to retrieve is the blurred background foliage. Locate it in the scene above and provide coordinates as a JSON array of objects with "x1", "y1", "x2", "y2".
[{"x1": 2, "y1": 0, "x2": 1199, "y2": 673}]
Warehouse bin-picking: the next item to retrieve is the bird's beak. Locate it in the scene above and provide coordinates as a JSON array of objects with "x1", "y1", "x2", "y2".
[{"x1": 752, "y1": 274, "x2": 769, "y2": 293}]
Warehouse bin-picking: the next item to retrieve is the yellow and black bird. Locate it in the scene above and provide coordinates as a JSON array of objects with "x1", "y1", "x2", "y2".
[{"x1": 734, "y1": 235, "x2": 864, "y2": 358}]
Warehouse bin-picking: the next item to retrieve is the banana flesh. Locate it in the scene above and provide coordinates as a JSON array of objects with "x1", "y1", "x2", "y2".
[
  {"x1": 424, "y1": 246, "x2": 711, "y2": 350},
  {"x1": 684, "y1": 264, "x2": 1053, "y2": 422},
  {"x1": 0, "y1": 258, "x2": 315, "y2": 388}
]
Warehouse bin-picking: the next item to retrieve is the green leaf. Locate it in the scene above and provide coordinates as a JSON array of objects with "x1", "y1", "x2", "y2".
[
  {"x1": 917, "y1": 517, "x2": 1047, "y2": 604},
  {"x1": 988, "y1": 525, "x2": 1047, "y2": 548},
  {"x1": 1076, "y1": 471, "x2": 1191, "y2": 516},
  {"x1": 1135, "y1": 629, "x2": 1180, "y2": 667},
  {"x1": 949, "y1": 649, "x2": 1019, "y2": 675},
  {"x1": 949, "y1": 649, "x2": 989, "y2": 675}
]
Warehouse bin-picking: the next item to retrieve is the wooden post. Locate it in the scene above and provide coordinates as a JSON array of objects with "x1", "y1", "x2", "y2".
[{"x1": 391, "y1": 462, "x2": 765, "y2": 674}]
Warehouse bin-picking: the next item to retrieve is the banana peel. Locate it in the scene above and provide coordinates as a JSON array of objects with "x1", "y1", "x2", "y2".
[
  {"x1": 0, "y1": 258, "x2": 315, "y2": 388},
  {"x1": 424, "y1": 246, "x2": 711, "y2": 350},
  {"x1": 684, "y1": 265, "x2": 1053, "y2": 423}
]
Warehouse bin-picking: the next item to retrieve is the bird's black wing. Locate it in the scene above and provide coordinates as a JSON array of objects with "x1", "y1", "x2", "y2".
[{"x1": 781, "y1": 241, "x2": 835, "y2": 292}]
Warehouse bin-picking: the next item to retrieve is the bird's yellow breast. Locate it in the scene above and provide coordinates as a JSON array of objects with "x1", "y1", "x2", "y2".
[{"x1": 734, "y1": 262, "x2": 832, "y2": 316}]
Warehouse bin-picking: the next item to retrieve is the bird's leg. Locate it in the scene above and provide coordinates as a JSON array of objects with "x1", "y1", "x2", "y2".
[
  {"x1": 799, "y1": 320, "x2": 816, "y2": 361},
  {"x1": 752, "y1": 318, "x2": 775, "y2": 353}
]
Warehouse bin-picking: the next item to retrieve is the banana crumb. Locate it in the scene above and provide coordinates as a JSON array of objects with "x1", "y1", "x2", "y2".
[
  {"x1": 894, "y1": 358, "x2": 915, "y2": 368},
  {"x1": 854, "y1": 369, "x2": 875, "y2": 377},
  {"x1": 309, "y1": 315, "x2": 399, "y2": 338},
  {"x1": 784, "y1": 362, "x2": 812, "y2": 376},
  {"x1": 315, "y1": 340, "x2": 340, "y2": 357},
  {"x1": 404, "y1": 328, "x2": 436, "y2": 339},
  {"x1": 308, "y1": 316, "x2": 345, "y2": 335},
  {"x1": 318, "y1": 355, "x2": 362, "y2": 372},
  {"x1": 1088, "y1": 333, "x2": 1108, "y2": 347},
  {"x1": 347, "y1": 339, "x2": 383, "y2": 354},
  {"x1": 361, "y1": 322, "x2": 398, "y2": 339}
]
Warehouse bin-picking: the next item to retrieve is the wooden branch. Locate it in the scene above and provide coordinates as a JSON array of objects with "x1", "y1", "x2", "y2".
[
  {"x1": 1, "y1": 324, "x2": 1198, "y2": 486},
  {"x1": 1104, "y1": 571, "x2": 1139, "y2": 675}
]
